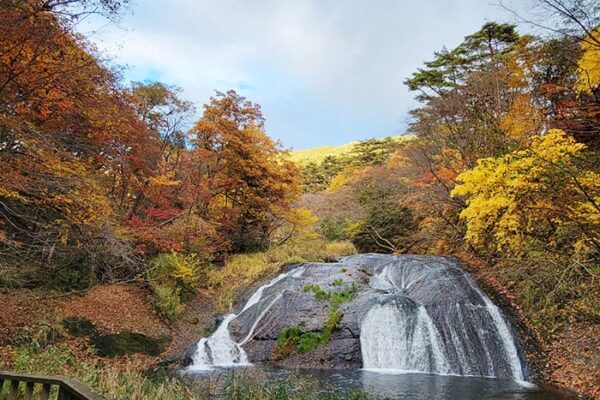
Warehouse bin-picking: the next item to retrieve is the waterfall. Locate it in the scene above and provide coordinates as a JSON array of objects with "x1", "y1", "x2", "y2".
[
  {"x1": 470, "y1": 284, "x2": 525, "y2": 381},
  {"x1": 190, "y1": 314, "x2": 248, "y2": 369},
  {"x1": 188, "y1": 266, "x2": 305, "y2": 370},
  {"x1": 360, "y1": 302, "x2": 450, "y2": 374},
  {"x1": 359, "y1": 258, "x2": 526, "y2": 381},
  {"x1": 186, "y1": 254, "x2": 527, "y2": 383}
]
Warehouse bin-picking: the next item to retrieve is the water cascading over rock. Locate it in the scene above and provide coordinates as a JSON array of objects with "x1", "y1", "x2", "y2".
[
  {"x1": 189, "y1": 267, "x2": 306, "y2": 369},
  {"x1": 188, "y1": 254, "x2": 527, "y2": 381}
]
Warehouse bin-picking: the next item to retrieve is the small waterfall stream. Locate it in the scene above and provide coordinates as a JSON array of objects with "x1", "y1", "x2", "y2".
[
  {"x1": 188, "y1": 254, "x2": 527, "y2": 383},
  {"x1": 188, "y1": 267, "x2": 306, "y2": 370}
]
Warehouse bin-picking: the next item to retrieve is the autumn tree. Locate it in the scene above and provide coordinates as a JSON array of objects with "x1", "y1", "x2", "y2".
[
  {"x1": 504, "y1": 0, "x2": 600, "y2": 148},
  {"x1": 0, "y1": 0, "x2": 147, "y2": 287},
  {"x1": 451, "y1": 129, "x2": 599, "y2": 330},
  {"x1": 452, "y1": 129, "x2": 599, "y2": 255},
  {"x1": 188, "y1": 90, "x2": 301, "y2": 252},
  {"x1": 345, "y1": 165, "x2": 415, "y2": 253},
  {"x1": 406, "y1": 23, "x2": 520, "y2": 100}
]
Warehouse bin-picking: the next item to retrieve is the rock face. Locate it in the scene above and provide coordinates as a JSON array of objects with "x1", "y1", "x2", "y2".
[
  {"x1": 228, "y1": 261, "x2": 370, "y2": 368},
  {"x1": 189, "y1": 254, "x2": 528, "y2": 380}
]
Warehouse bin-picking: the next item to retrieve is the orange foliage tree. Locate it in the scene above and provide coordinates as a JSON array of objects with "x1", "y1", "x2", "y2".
[
  {"x1": 0, "y1": 3, "x2": 302, "y2": 287},
  {"x1": 187, "y1": 91, "x2": 301, "y2": 252},
  {"x1": 0, "y1": 0, "x2": 149, "y2": 286}
]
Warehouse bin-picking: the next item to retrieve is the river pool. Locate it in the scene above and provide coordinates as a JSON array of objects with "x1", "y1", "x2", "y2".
[{"x1": 185, "y1": 366, "x2": 577, "y2": 399}]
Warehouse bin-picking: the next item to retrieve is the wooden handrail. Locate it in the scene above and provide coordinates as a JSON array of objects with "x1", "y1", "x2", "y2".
[{"x1": 0, "y1": 371, "x2": 105, "y2": 400}]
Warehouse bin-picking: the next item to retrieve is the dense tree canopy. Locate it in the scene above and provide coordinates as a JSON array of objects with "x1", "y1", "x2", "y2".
[
  {"x1": 0, "y1": 3, "x2": 301, "y2": 287},
  {"x1": 301, "y1": 13, "x2": 599, "y2": 336}
]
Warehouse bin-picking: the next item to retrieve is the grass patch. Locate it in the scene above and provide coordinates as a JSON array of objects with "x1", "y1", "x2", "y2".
[
  {"x1": 208, "y1": 238, "x2": 356, "y2": 311},
  {"x1": 5, "y1": 344, "x2": 194, "y2": 400},
  {"x1": 303, "y1": 284, "x2": 331, "y2": 300}
]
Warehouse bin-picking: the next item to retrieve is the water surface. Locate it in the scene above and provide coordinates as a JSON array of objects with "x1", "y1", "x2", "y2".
[{"x1": 186, "y1": 366, "x2": 577, "y2": 399}]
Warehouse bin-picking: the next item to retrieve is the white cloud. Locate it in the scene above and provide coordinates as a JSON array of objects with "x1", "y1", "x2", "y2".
[{"x1": 80, "y1": 0, "x2": 522, "y2": 148}]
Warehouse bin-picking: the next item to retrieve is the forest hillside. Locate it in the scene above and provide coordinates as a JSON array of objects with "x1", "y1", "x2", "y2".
[
  {"x1": 288, "y1": 135, "x2": 409, "y2": 165},
  {"x1": 0, "y1": 1, "x2": 598, "y2": 399}
]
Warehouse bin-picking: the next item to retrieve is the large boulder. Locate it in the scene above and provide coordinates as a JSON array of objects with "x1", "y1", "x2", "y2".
[
  {"x1": 194, "y1": 254, "x2": 528, "y2": 380},
  {"x1": 228, "y1": 254, "x2": 466, "y2": 369}
]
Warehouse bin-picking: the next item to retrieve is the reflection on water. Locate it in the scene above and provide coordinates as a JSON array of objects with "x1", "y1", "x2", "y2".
[{"x1": 185, "y1": 366, "x2": 577, "y2": 400}]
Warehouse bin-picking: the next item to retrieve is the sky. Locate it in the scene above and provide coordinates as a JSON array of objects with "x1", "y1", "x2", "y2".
[{"x1": 79, "y1": 0, "x2": 530, "y2": 149}]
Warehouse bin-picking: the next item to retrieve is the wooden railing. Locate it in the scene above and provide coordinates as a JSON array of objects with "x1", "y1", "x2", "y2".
[{"x1": 0, "y1": 372, "x2": 105, "y2": 400}]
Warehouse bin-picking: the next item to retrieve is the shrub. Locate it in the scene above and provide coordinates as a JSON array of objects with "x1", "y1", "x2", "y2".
[
  {"x1": 62, "y1": 317, "x2": 97, "y2": 337},
  {"x1": 277, "y1": 327, "x2": 302, "y2": 347},
  {"x1": 319, "y1": 218, "x2": 350, "y2": 241},
  {"x1": 276, "y1": 328, "x2": 322, "y2": 355},
  {"x1": 297, "y1": 332, "x2": 322, "y2": 354},
  {"x1": 149, "y1": 251, "x2": 212, "y2": 291},
  {"x1": 147, "y1": 251, "x2": 213, "y2": 320},
  {"x1": 150, "y1": 282, "x2": 185, "y2": 321}
]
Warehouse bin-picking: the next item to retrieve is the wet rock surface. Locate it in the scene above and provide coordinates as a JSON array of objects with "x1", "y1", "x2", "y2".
[
  {"x1": 227, "y1": 261, "x2": 369, "y2": 368},
  {"x1": 192, "y1": 254, "x2": 528, "y2": 380}
]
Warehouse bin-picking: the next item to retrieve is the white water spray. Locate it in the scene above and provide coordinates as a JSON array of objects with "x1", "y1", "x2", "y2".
[
  {"x1": 360, "y1": 303, "x2": 450, "y2": 374},
  {"x1": 360, "y1": 258, "x2": 527, "y2": 381},
  {"x1": 188, "y1": 267, "x2": 305, "y2": 370}
]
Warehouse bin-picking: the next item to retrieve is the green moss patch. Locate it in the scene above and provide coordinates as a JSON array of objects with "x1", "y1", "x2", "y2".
[
  {"x1": 276, "y1": 282, "x2": 357, "y2": 358},
  {"x1": 331, "y1": 284, "x2": 357, "y2": 308},
  {"x1": 303, "y1": 284, "x2": 330, "y2": 300}
]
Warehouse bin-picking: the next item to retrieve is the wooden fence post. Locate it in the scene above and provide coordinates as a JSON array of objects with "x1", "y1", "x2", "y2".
[
  {"x1": 7, "y1": 380, "x2": 19, "y2": 400},
  {"x1": 0, "y1": 372, "x2": 105, "y2": 400},
  {"x1": 40, "y1": 383, "x2": 52, "y2": 400}
]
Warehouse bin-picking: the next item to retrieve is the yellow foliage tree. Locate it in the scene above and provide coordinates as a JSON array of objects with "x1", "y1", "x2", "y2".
[
  {"x1": 576, "y1": 26, "x2": 600, "y2": 93},
  {"x1": 499, "y1": 93, "x2": 543, "y2": 143},
  {"x1": 452, "y1": 129, "x2": 600, "y2": 256}
]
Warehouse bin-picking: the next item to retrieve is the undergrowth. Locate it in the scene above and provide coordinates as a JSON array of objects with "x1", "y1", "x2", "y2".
[
  {"x1": 147, "y1": 251, "x2": 213, "y2": 321},
  {"x1": 3, "y1": 343, "x2": 381, "y2": 399},
  {"x1": 490, "y1": 253, "x2": 600, "y2": 340},
  {"x1": 208, "y1": 239, "x2": 356, "y2": 310},
  {"x1": 4, "y1": 344, "x2": 194, "y2": 400}
]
